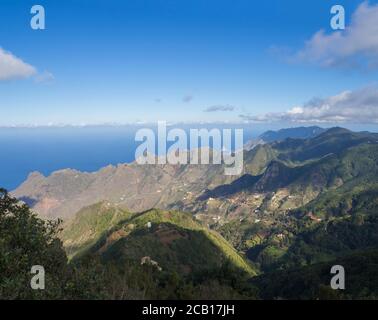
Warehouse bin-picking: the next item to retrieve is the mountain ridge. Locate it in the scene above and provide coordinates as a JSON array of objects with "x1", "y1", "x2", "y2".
[
  {"x1": 12, "y1": 127, "x2": 378, "y2": 222},
  {"x1": 61, "y1": 204, "x2": 256, "y2": 276}
]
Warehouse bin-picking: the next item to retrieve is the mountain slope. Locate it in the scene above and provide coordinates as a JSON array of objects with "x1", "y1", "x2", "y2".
[
  {"x1": 12, "y1": 127, "x2": 378, "y2": 225},
  {"x1": 12, "y1": 163, "x2": 230, "y2": 219},
  {"x1": 244, "y1": 126, "x2": 326, "y2": 150},
  {"x1": 259, "y1": 126, "x2": 326, "y2": 143},
  {"x1": 6, "y1": 126, "x2": 378, "y2": 299},
  {"x1": 251, "y1": 249, "x2": 378, "y2": 299},
  {"x1": 11, "y1": 126, "x2": 326, "y2": 219},
  {"x1": 275, "y1": 127, "x2": 378, "y2": 163},
  {"x1": 61, "y1": 201, "x2": 134, "y2": 258},
  {"x1": 62, "y1": 205, "x2": 256, "y2": 276}
]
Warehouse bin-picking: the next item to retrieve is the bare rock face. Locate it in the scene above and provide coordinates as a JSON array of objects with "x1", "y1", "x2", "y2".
[
  {"x1": 12, "y1": 127, "x2": 378, "y2": 223},
  {"x1": 11, "y1": 161, "x2": 233, "y2": 220}
]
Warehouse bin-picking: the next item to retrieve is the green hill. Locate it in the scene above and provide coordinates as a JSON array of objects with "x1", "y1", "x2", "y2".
[
  {"x1": 214, "y1": 142, "x2": 378, "y2": 273},
  {"x1": 275, "y1": 127, "x2": 378, "y2": 163},
  {"x1": 61, "y1": 201, "x2": 134, "y2": 259},
  {"x1": 62, "y1": 204, "x2": 256, "y2": 276},
  {"x1": 251, "y1": 249, "x2": 378, "y2": 300},
  {"x1": 259, "y1": 126, "x2": 326, "y2": 143},
  {"x1": 5, "y1": 126, "x2": 378, "y2": 299}
]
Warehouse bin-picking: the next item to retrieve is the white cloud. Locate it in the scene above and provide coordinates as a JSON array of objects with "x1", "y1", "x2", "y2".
[
  {"x1": 295, "y1": 2, "x2": 378, "y2": 69},
  {"x1": 0, "y1": 48, "x2": 36, "y2": 80},
  {"x1": 239, "y1": 86, "x2": 378, "y2": 124}
]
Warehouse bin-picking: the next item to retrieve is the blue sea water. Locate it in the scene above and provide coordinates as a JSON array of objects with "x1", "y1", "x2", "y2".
[{"x1": 0, "y1": 125, "x2": 263, "y2": 191}]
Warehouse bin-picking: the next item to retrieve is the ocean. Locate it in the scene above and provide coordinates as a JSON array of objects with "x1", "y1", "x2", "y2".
[{"x1": 0, "y1": 125, "x2": 263, "y2": 191}]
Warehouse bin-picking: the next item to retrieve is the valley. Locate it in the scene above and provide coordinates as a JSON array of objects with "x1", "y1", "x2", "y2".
[{"x1": 6, "y1": 126, "x2": 378, "y2": 299}]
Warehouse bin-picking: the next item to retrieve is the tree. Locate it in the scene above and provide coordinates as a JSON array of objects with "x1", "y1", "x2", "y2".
[{"x1": 0, "y1": 188, "x2": 69, "y2": 299}]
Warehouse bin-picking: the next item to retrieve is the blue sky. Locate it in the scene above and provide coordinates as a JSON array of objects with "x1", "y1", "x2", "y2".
[{"x1": 1, "y1": 0, "x2": 378, "y2": 126}]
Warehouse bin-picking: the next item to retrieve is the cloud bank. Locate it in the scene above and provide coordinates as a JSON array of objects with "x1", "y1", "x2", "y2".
[
  {"x1": 204, "y1": 105, "x2": 235, "y2": 112},
  {"x1": 240, "y1": 86, "x2": 378, "y2": 124},
  {"x1": 0, "y1": 48, "x2": 36, "y2": 80},
  {"x1": 294, "y1": 2, "x2": 378, "y2": 69}
]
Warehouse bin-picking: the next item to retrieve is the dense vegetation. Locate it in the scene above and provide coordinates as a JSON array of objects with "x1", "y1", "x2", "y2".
[
  {"x1": 251, "y1": 249, "x2": 378, "y2": 300},
  {"x1": 0, "y1": 189, "x2": 257, "y2": 299},
  {"x1": 0, "y1": 188, "x2": 69, "y2": 299},
  {"x1": 3, "y1": 127, "x2": 378, "y2": 300}
]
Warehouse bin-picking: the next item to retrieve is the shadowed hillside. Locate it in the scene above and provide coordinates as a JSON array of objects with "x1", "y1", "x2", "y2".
[{"x1": 62, "y1": 204, "x2": 256, "y2": 276}]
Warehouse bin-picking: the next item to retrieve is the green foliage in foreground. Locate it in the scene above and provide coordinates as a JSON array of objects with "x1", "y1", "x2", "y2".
[
  {"x1": 251, "y1": 249, "x2": 378, "y2": 300},
  {"x1": 71, "y1": 256, "x2": 258, "y2": 300},
  {"x1": 0, "y1": 189, "x2": 257, "y2": 299},
  {"x1": 0, "y1": 188, "x2": 69, "y2": 299}
]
